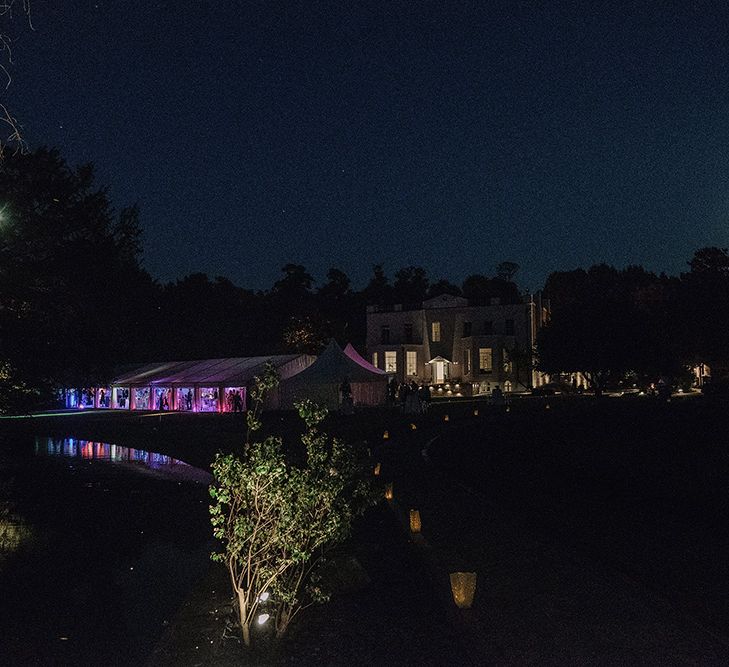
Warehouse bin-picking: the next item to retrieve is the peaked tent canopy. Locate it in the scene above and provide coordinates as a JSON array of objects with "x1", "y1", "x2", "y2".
[
  {"x1": 344, "y1": 343, "x2": 386, "y2": 375},
  {"x1": 274, "y1": 340, "x2": 387, "y2": 410}
]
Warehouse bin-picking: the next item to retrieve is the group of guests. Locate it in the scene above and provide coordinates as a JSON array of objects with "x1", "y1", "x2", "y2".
[
  {"x1": 387, "y1": 378, "x2": 432, "y2": 414},
  {"x1": 227, "y1": 389, "x2": 245, "y2": 413}
]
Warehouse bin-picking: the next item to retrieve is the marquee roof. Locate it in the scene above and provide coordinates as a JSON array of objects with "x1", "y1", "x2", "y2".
[
  {"x1": 343, "y1": 343, "x2": 386, "y2": 375},
  {"x1": 284, "y1": 340, "x2": 387, "y2": 386},
  {"x1": 112, "y1": 355, "x2": 308, "y2": 386}
]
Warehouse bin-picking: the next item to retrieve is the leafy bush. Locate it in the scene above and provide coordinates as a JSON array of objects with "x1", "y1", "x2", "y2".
[{"x1": 209, "y1": 363, "x2": 374, "y2": 646}]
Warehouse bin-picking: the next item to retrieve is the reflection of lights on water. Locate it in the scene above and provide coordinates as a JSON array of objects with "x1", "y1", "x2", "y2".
[
  {"x1": 44, "y1": 437, "x2": 184, "y2": 467},
  {"x1": 35, "y1": 437, "x2": 212, "y2": 483}
]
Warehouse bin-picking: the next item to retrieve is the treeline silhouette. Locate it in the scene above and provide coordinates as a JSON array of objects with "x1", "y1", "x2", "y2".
[
  {"x1": 0, "y1": 148, "x2": 725, "y2": 410},
  {"x1": 0, "y1": 149, "x2": 523, "y2": 409},
  {"x1": 537, "y1": 250, "x2": 729, "y2": 392}
]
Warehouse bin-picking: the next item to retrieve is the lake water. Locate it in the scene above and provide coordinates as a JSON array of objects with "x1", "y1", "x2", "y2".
[{"x1": 0, "y1": 435, "x2": 214, "y2": 665}]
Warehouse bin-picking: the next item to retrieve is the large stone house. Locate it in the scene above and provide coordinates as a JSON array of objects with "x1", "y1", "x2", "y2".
[{"x1": 366, "y1": 293, "x2": 549, "y2": 394}]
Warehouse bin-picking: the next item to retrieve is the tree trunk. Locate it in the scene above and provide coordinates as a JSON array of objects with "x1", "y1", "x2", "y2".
[
  {"x1": 238, "y1": 588, "x2": 251, "y2": 647},
  {"x1": 275, "y1": 606, "x2": 291, "y2": 638}
]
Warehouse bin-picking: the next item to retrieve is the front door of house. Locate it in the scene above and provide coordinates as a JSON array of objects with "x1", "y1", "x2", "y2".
[{"x1": 434, "y1": 361, "x2": 445, "y2": 383}]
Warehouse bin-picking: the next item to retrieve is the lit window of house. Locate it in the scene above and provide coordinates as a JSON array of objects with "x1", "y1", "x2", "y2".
[
  {"x1": 503, "y1": 349, "x2": 513, "y2": 374},
  {"x1": 407, "y1": 351, "x2": 417, "y2": 376},
  {"x1": 478, "y1": 347, "x2": 492, "y2": 373},
  {"x1": 463, "y1": 348, "x2": 472, "y2": 374},
  {"x1": 372, "y1": 352, "x2": 378, "y2": 368},
  {"x1": 385, "y1": 351, "x2": 397, "y2": 373},
  {"x1": 431, "y1": 321, "x2": 441, "y2": 342}
]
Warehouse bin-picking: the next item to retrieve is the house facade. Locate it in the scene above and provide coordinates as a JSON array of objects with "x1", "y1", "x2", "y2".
[{"x1": 366, "y1": 293, "x2": 549, "y2": 394}]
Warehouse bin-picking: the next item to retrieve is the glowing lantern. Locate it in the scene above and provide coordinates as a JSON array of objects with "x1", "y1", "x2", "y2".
[
  {"x1": 409, "y1": 509, "x2": 421, "y2": 533},
  {"x1": 545, "y1": 403, "x2": 551, "y2": 410},
  {"x1": 444, "y1": 414, "x2": 449, "y2": 422},
  {"x1": 374, "y1": 462, "x2": 381, "y2": 476},
  {"x1": 410, "y1": 423, "x2": 417, "y2": 430},
  {"x1": 449, "y1": 572, "x2": 477, "y2": 609},
  {"x1": 473, "y1": 409, "x2": 479, "y2": 416},
  {"x1": 506, "y1": 406, "x2": 511, "y2": 413},
  {"x1": 385, "y1": 483, "x2": 393, "y2": 500},
  {"x1": 383, "y1": 430, "x2": 389, "y2": 440}
]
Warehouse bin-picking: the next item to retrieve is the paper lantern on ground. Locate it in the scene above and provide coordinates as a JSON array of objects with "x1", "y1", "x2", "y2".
[
  {"x1": 545, "y1": 403, "x2": 551, "y2": 410},
  {"x1": 409, "y1": 509, "x2": 421, "y2": 533},
  {"x1": 384, "y1": 482, "x2": 393, "y2": 500},
  {"x1": 410, "y1": 423, "x2": 417, "y2": 430},
  {"x1": 443, "y1": 414, "x2": 449, "y2": 422},
  {"x1": 374, "y1": 462, "x2": 381, "y2": 476},
  {"x1": 473, "y1": 409, "x2": 479, "y2": 416},
  {"x1": 506, "y1": 406, "x2": 511, "y2": 413},
  {"x1": 449, "y1": 572, "x2": 477, "y2": 609},
  {"x1": 383, "y1": 430, "x2": 389, "y2": 440}
]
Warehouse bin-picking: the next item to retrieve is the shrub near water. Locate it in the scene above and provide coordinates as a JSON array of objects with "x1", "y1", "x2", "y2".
[{"x1": 209, "y1": 364, "x2": 374, "y2": 647}]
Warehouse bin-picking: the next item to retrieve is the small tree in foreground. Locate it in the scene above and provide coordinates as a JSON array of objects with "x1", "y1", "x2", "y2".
[{"x1": 209, "y1": 364, "x2": 373, "y2": 647}]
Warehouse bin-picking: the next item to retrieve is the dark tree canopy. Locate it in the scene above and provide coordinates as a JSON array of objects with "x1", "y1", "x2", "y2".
[
  {"x1": 496, "y1": 261, "x2": 520, "y2": 282},
  {"x1": 0, "y1": 148, "x2": 154, "y2": 406},
  {"x1": 538, "y1": 263, "x2": 692, "y2": 390},
  {"x1": 362, "y1": 264, "x2": 392, "y2": 306},
  {"x1": 678, "y1": 247, "x2": 729, "y2": 373},
  {"x1": 426, "y1": 278, "x2": 462, "y2": 299},
  {"x1": 687, "y1": 247, "x2": 729, "y2": 276},
  {"x1": 393, "y1": 266, "x2": 429, "y2": 304},
  {"x1": 461, "y1": 274, "x2": 522, "y2": 305}
]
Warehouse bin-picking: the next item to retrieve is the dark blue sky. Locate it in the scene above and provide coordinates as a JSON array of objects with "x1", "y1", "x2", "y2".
[{"x1": 7, "y1": 1, "x2": 729, "y2": 291}]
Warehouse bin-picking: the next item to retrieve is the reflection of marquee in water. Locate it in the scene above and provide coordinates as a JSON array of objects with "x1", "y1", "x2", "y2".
[{"x1": 36, "y1": 437, "x2": 212, "y2": 483}]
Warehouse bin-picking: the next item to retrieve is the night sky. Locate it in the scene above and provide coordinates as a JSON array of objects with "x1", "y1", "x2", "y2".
[{"x1": 7, "y1": 1, "x2": 729, "y2": 291}]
